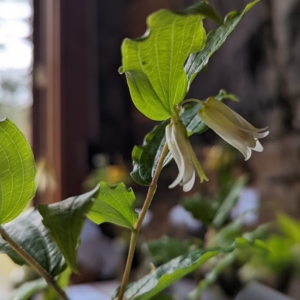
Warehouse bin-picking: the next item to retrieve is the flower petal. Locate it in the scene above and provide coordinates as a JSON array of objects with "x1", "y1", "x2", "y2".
[
  {"x1": 205, "y1": 98, "x2": 268, "y2": 136},
  {"x1": 251, "y1": 139, "x2": 263, "y2": 152},
  {"x1": 199, "y1": 108, "x2": 252, "y2": 160},
  {"x1": 166, "y1": 123, "x2": 185, "y2": 188},
  {"x1": 183, "y1": 170, "x2": 195, "y2": 192},
  {"x1": 250, "y1": 130, "x2": 269, "y2": 139},
  {"x1": 186, "y1": 141, "x2": 208, "y2": 182},
  {"x1": 172, "y1": 122, "x2": 194, "y2": 186}
]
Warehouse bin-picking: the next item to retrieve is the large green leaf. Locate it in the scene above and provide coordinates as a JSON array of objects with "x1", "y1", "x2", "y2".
[
  {"x1": 38, "y1": 187, "x2": 99, "y2": 273},
  {"x1": 87, "y1": 182, "x2": 138, "y2": 230},
  {"x1": 131, "y1": 90, "x2": 234, "y2": 185},
  {"x1": 0, "y1": 209, "x2": 66, "y2": 276},
  {"x1": 0, "y1": 118, "x2": 36, "y2": 224},
  {"x1": 185, "y1": 0, "x2": 260, "y2": 84},
  {"x1": 114, "y1": 238, "x2": 263, "y2": 300},
  {"x1": 120, "y1": 10, "x2": 206, "y2": 121}
]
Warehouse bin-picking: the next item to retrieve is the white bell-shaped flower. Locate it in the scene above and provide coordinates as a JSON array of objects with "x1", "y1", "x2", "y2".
[
  {"x1": 198, "y1": 97, "x2": 269, "y2": 160},
  {"x1": 166, "y1": 113, "x2": 208, "y2": 192}
]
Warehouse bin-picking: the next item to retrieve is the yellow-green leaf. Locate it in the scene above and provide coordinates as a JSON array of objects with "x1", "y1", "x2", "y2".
[
  {"x1": 88, "y1": 182, "x2": 138, "y2": 229},
  {"x1": 120, "y1": 10, "x2": 206, "y2": 120},
  {"x1": 0, "y1": 118, "x2": 36, "y2": 224}
]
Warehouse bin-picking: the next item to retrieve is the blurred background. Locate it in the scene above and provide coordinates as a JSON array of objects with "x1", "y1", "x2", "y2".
[{"x1": 1, "y1": 0, "x2": 300, "y2": 299}]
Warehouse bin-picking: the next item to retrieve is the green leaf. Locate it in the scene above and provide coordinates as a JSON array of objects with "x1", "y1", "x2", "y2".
[
  {"x1": 185, "y1": 0, "x2": 260, "y2": 84},
  {"x1": 87, "y1": 182, "x2": 138, "y2": 230},
  {"x1": 181, "y1": 0, "x2": 223, "y2": 25},
  {"x1": 113, "y1": 238, "x2": 259, "y2": 300},
  {"x1": 38, "y1": 187, "x2": 99, "y2": 273},
  {"x1": 0, "y1": 209, "x2": 66, "y2": 276},
  {"x1": 213, "y1": 176, "x2": 247, "y2": 228},
  {"x1": 181, "y1": 195, "x2": 218, "y2": 226},
  {"x1": 150, "y1": 294, "x2": 175, "y2": 300},
  {"x1": 8, "y1": 278, "x2": 47, "y2": 300},
  {"x1": 146, "y1": 236, "x2": 193, "y2": 264},
  {"x1": 120, "y1": 10, "x2": 206, "y2": 120},
  {"x1": 0, "y1": 118, "x2": 36, "y2": 224},
  {"x1": 131, "y1": 120, "x2": 171, "y2": 186},
  {"x1": 131, "y1": 90, "x2": 233, "y2": 185}
]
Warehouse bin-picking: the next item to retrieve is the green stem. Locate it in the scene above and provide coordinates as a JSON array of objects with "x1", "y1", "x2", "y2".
[
  {"x1": 0, "y1": 225, "x2": 69, "y2": 300},
  {"x1": 117, "y1": 143, "x2": 169, "y2": 300}
]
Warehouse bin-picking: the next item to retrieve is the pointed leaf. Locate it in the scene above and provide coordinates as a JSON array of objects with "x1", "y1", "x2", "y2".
[
  {"x1": 131, "y1": 90, "x2": 234, "y2": 185},
  {"x1": 87, "y1": 182, "x2": 138, "y2": 229},
  {"x1": 185, "y1": 0, "x2": 260, "y2": 84},
  {"x1": 0, "y1": 209, "x2": 66, "y2": 276},
  {"x1": 0, "y1": 118, "x2": 36, "y2": 224},
  {"x1": 120, "y1": 10, "x2": 206, "y2": 120},
  {"x1": 38, "y1": 187, "x2": 99, "y2": 273},
  {"x1": 113, "y1": 238, "x2": 262, "y2": 300}
]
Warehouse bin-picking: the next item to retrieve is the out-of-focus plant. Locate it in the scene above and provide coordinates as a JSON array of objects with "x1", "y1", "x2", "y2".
[
  {"x1": 83, "y1": 154, "x2": 131, "y2": 190},
  {"x1": 0, "y1": 1, "x2": 271, "y2": 299},
  {"x1": 239, "y1": 214, "x2": 300, "y2": 291},
  {"x1": 144, "y1": 171, "x2": 268, "y2": 299}
]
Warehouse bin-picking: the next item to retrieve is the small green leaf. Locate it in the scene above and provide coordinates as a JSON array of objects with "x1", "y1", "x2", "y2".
[
  {"x1": 114, "y1": 238, "x2": 258, "y2": 300},
  {"x1": 181, "y1": 195, "x2": 218, "y2": 226},
  {"x1": 185, "y1": 0, "x2": 260, "y2": 84},
  {"x1": 0, "y1": 118, "x2": 36, "y2": 224},
  {"x1": 121, "y1": 10, "x2": 206, "y2": 120},
  {"x1": 146, "y1": 236, "x2": 193, "y2": 264},
  {"x1": 181, "y1": 0, "x2": 223, "y2": 25},
  {"x1": 8, "y1": 278, "x2": 47, "y2": 300},
  {"x1": 131, "y1": 90, "x2": 234, "y2": 185},
  {"x1": 0, "y1": 209, "x2": 66, "y2": 276},
  {"x1": 38, "y1": 187, "x2": 99, "y2": 273},
  {"x1": 87, "y1": 182, "x2": 138, "y2": 230}
]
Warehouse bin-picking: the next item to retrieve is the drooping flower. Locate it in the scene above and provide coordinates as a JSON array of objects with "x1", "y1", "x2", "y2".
[
  {"x1": 166, "y1": 110, "x2": 208, "y2": 192},
  {"x1": 198, "y1": 97, "x2": 269, "y2": 160}
]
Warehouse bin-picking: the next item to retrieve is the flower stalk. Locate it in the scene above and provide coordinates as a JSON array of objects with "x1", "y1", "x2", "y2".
[{"x1": 117, "y1": 143, "x2": 169, "y2": 300}]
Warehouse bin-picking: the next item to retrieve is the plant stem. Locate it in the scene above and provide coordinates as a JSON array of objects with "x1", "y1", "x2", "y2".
[
  {"x1": 0, "y1": 225, "x2": 69, "y2": 300},
  {"x1": 118, "y1": 143, "x2": 169, "y2": 300}
]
